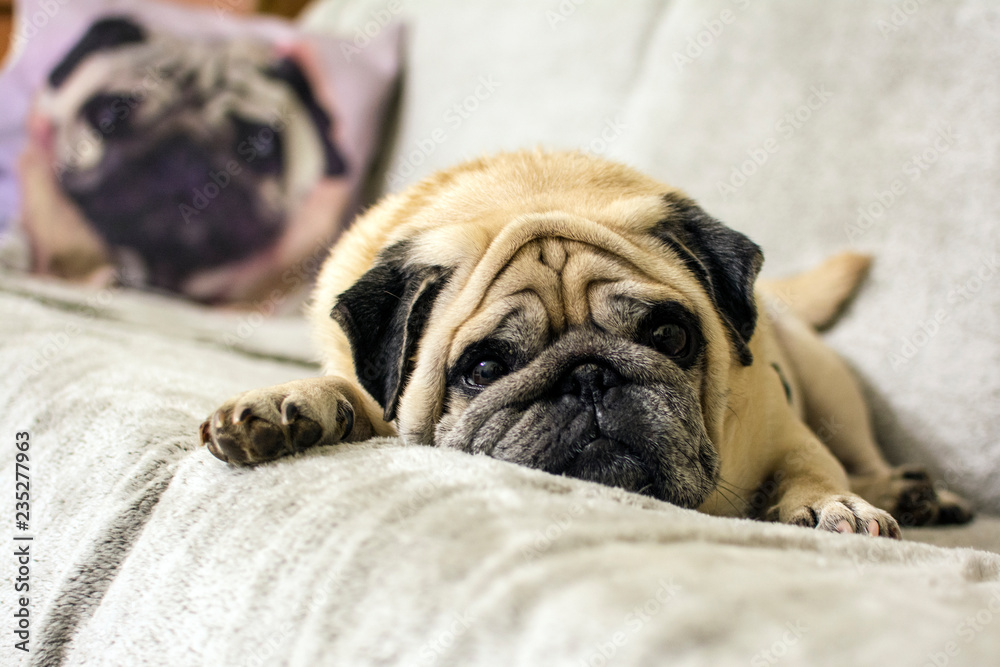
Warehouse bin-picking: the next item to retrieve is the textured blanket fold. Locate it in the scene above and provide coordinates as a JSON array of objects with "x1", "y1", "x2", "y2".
[{"x1": 1, "y1": 274, "x2": 999, "y2": 666}]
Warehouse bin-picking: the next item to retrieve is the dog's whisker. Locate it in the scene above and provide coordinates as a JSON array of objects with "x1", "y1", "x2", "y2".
[
  {"x1": 712, "y1": 482, "x2": 748, "y2": 515},
  {"x1": 717, "y1": 474, "x2": 754, "y2": 493}
]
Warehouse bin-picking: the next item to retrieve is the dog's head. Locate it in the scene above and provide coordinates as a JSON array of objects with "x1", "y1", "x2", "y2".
[
  {"x1": 327, "y1": 152, "x2": 763, "y2": 508},
  {"x1": 36, "y1": 16, "x2": 347, "y2": 292}
]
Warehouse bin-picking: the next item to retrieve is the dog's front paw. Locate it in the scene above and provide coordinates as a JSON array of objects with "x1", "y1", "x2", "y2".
[
  {"x1": 767, "y1": 494, "x2": 901, "y2": 539},
  {"x1": 200, "y1": 378, "x2": 355, "y2": 465},
  {"x1": 851, "y1": 465, "x2": 974, "y2": 527}
]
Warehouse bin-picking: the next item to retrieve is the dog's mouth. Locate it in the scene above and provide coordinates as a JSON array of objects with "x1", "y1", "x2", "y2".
[
  {"x1": 557, "y1": 436, "x2": 657, "y2": 495},
  {"x1": 435, "y1": 332, "x2": 720, "y2": 509},
  {"x1": 442, "y1": 398, "x2": 718, "y2": 508},
  {"x1": 469, "y1": 396, "x2": 696, "y2": 503},
  {"x1": 58, "y1": 136, "x2": 286, "y2": 290}
]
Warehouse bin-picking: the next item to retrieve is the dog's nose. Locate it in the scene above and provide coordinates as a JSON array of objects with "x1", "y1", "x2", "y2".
[{"x1": 560, "y1": 362, "x2": 623, "y2": 400}]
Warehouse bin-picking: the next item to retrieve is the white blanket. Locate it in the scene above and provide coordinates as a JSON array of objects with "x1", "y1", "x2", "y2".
[
  {"x1": 1, "y1": 270, "x2": 999, "y2": 666},
  {"x1": 3, "y1": 0, "x2": 1000, "y2": 663}
]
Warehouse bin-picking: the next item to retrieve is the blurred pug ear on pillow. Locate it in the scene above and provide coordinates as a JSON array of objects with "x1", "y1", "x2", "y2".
[{"x1": 11, "y1": 8, "x2": 401, "y2": 306}]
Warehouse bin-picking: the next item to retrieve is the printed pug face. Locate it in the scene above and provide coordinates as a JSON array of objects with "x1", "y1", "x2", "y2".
[{"x1": 35, "y1": 17, "x2": 347, "y2": 294}]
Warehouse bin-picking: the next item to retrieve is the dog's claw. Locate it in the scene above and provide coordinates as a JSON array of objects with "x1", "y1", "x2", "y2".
[
  {"x1": 772, "y1": 495, "x2": 901, "y2": 539},
  {"x1": 851, "y1": 465, "x2": 974, "y2": 527},
  {"x1": 201, "y1": 379, "x2": 356, "y2": 466}
]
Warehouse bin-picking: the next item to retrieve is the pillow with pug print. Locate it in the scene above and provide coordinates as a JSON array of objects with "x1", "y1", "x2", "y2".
[{"x1": 0, "y1": 0, "x2": 401, "y2": 305}]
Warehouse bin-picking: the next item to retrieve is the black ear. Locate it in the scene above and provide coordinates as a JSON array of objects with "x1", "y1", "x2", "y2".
[
  {"x1": 49, "y1": 17, "x2": 147, "y2": 88},
  {"x1": 331, "y1": 242, "x2": 452, "y2": 421},
  {"x1": 264, "y1": 57, "x2": 348, "y2": 177},
  {"x1": 654, "y1": 193, "x2": 764, "y2": 366}
]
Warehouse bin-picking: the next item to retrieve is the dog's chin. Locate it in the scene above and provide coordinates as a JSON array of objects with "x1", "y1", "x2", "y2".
[
  {"x1": 59, "y1": 158, "x2": 285, "y2": 290},
  {"x1": 432, "y1": 329, "x2": 720, "y2": 510},
  {"x1": 559, "y1": 437, "x2": 656, "y2": 495},
  {"x1": 435, "y1": 400, "x2": 720, "y2": 510}
]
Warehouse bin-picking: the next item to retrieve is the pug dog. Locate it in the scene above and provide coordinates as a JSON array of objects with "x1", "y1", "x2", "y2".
[
  {"x1": 201, "y1": 151, "x2": 972, "y2": 536},
  {"x1": 23, "y1": 16, "x2": 349, "y2": 302}
]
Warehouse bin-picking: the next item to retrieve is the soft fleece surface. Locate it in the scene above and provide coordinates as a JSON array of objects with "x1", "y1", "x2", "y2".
[
  {"x1": 3, "y1": 0, "x2": 1000, "y2": 665},
  {"x1": 0, "y1": 271, "x2": 999, "y2": 667}
]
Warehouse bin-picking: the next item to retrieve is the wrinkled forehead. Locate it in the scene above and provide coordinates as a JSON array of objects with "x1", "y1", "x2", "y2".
[
  {"x1": 404, "y1": 194, "x2": 672, "y2": 268},
  {"x1": 40, "y1": 37, "x2": 284, "y2": 126},
  {"x1": 446, "y1": 279, "x2": 694, "y2": 369},
  {"x1": 427, "y1": 210, "x2": 710, "y2": 367}
]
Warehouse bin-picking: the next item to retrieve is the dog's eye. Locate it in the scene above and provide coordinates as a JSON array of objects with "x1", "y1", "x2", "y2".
[
  {"x1": 232, "y1": 117, "x2": 284, "y2": 174},
  {"x1": 652, "y1": 322, "x2": 691, "y2": 359},
  {"x1": 465, "y1": 358, "x2": 508, "y2": 388},
  {"x1": 81, "y1": 93, "x2": 131, "y2": 134},
  {"x1": 253, "y1": 131, "x2": 277, "y2": 158}
]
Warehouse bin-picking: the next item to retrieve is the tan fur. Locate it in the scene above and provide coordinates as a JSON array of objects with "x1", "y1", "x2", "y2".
[
  {"x1": 308, "y1": 151, "x2": 725, "y2": 446},
  {"x1": 302, "y1": 151, "x2": 871, "y2": 526},
  {"x1": 758, "y1": 252, "x2": 872, "y2": 330},
  {"x1": 206, "y1": 150, "x2": 971, "y2": 535}
]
